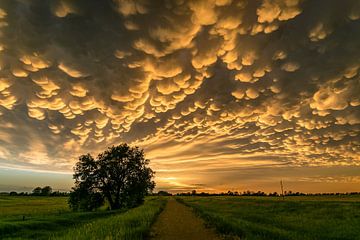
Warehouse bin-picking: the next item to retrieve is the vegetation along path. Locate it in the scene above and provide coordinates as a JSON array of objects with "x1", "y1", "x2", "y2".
[{"x1": 150, "y1": 198, "x2": 221, "y2": 240}]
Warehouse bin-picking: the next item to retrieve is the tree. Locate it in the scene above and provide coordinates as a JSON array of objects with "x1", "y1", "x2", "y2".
[
  {"x1": 41, "y1": 186, "x2": 52, "y2": 196},
  {"x1": 157, "y1": 191, "x2": 172, "y2": 196},
  {"x1": 32, "y1": 187, "x2": 42, "y2": 196},
  {"x1": 69, "y1": 144, "x2": 155, "y2": 211},
  {"x1": 69, "y1": 185, "x2": 104, "y2": 211}
]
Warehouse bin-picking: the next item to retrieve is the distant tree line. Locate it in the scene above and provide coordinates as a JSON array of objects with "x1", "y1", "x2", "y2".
[
  {"x1": 156, "y1": 190, "x2": 173, "y2": 196},
  {"x1": 173, "y1": 190, "x2": 360, "y2": 197},
  {"x1": 0, "y1": 186, "x2": 69, "y2": 196}
]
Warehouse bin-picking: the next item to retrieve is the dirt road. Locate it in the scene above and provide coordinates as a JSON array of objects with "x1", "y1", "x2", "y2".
[{"x1": 149, "y1": 198, "x2": 221, "y2": 240}]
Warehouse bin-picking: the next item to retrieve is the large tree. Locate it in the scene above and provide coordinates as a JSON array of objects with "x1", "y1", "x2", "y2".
[{"x1": 69, "y1": 144, "x2": 155, "y2": 211}]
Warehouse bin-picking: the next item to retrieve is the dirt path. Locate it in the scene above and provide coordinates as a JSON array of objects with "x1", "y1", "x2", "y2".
[{"x1": 149, "y1": 198, "x2": 221, "y2": 240}]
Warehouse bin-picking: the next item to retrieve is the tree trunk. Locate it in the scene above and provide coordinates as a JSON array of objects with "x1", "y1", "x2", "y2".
[{"x1": 104, "y1": 190, "x2": 115, "y2": 210}]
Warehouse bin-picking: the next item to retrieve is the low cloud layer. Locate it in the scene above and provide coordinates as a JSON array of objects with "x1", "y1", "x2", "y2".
[{"x1": 0, "y1": 0, "x2": 359, "y2": 191}]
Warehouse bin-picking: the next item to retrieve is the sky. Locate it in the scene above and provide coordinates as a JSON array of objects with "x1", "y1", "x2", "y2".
[{"x1": 0, "y1": 0, "x2": 359, "y2": 193}]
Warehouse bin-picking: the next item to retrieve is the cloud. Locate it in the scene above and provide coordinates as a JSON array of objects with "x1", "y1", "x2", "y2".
[
  {"x1": 58, "y1": 62, "x2": 87, "y2": 78},
  {"x1": 0, "y1": 78, "x2": 11, "y2": 92},
  {"x1": 311, "y1": 87, "x2": 348, "y2": 111},
  {"x1": 52, "y1": 0, "x2": 77, "y2": 18},
  {"x1": 0, "y1": 0, "x2": 359, "y2": 192},
  {"x1": 281, "y1": 62, "x2": 300, "y2": 72},
  {"x1": 69, "y1": 84, "x2": 87, "y2": 97},
  {"x1": 257, "y1": 0, "x2": 302, "y2": 23}
]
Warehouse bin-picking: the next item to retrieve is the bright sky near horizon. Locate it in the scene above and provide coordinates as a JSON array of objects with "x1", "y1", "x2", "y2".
[{"x1": 0, "y1": 0, "x2": 359, "y2": 193}]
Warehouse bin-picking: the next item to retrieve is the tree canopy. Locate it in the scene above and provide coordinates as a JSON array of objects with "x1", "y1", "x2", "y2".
[
  {"x1": 69, "y1": 144, "x2": 155, "y2": 211},
  {"x1": 41, "y1": 186, "x2": 52, "y2": 196},
  {"x1": 31, "y1": 186, "x2": 52, "y2": 196}
]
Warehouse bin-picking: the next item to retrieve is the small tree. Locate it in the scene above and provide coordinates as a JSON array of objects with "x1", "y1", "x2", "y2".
[
  {"x1": 41, "y1": 186, "x2": 52, "y2": 196},
  {"x1": 32, "y1": 187, "x2": 42, "y2": 196},
  {"x1": 69, "y1": 144, "x2": 155, "y2": 211},
  {"x1": 157, "y1": 191, "x2": 172, "y2": 196}
]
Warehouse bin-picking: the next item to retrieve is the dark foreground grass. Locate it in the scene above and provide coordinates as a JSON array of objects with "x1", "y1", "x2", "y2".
[
  {"x1": 178, "y1": 196, "x2": 360, "y2": 240},
  {"x1": 51, "y1": 197, "x2": 166, "y2": 240},
  {"x1": 0, "y1": 196, "x2": 166, "y2": 240}
]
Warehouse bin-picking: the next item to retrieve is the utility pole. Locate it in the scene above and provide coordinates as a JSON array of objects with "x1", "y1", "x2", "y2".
[{"x1": 280, "y1": 180, "x2": 285, "y2": 200}]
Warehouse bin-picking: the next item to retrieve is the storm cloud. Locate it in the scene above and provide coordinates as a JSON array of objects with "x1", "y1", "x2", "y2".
[{"x1": 0, "y1": 0, "x2": 359, "y2": 192}]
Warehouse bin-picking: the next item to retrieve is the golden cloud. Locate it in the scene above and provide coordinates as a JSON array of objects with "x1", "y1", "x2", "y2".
[{"x1": 0, "y1": 0, "x2": 359, "y2": 192}]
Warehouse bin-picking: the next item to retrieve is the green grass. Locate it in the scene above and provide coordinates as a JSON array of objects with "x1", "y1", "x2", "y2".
[
  {"x1": 177, "y1": 195, "x2": 360, "y2": 240},
  {"x1": 0, "y1": 196, "x2": 69, "y2": 217},
  {"x1": 0, "y1": 196, "x2": 166, "y2": 240},
  {"x1": 51, "y1": 197, "x2": 166, "y2": 240},
  {"x1": 0, "y1": 196, "x2": 118, "y2": 239}
]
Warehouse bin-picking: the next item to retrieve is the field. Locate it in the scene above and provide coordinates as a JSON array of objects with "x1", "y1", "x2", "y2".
[
  {"x1": 178, "y1": 195, "x2": 360, "y2": 240},
  {"x1": 52, "y1": 197, "x2": 166, "y2": 240},
  {"x1": 0, "y1": 196, "x2": 69, "y2": 217},
  {"x1": 0, "y1": 196, "x2": 165, "y2": 239},
  {"x1": 1, "y1": 195, "x2": 360, "y2": 240}
]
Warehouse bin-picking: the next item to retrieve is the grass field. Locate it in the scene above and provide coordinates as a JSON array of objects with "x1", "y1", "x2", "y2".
[
  {"x1": 52, "y1": 197, "x2": 166, "y2": 240},
  {"x1": 0, "y1": 196, "x2": 166, "y2": 240},
  {"x1": 178, "y1": 195, "x2": 360, "y2": 240},
  {"x1": 2, "y1": 195, "x2": 360, "y2": 240},
  {"x1": 0, "y1": 196, "x2": 69, "y2": 217}
]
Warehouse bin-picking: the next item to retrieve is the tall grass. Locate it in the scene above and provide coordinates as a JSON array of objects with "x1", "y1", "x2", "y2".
[
  {"x1": 0, "y1": 196, "x2": 166, "y2": 239},
  {"x1": 177, "y1": 196, "x2": 360, "y2": 240},
  {"x1": 52, "y1": 197, "x2": 166, "y2": 240}
]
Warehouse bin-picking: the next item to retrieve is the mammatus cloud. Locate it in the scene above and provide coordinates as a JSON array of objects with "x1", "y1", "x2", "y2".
[{"x1": 0, "y1": 0, "x2": 359, "y2": 192}]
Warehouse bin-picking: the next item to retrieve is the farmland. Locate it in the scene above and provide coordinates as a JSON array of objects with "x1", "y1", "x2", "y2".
[
  {"x1": 0, "y1": 196, "x2": 165, "y2": 239},
  {"x1": 1, "y1": 195, "x2": 360, "y2": 240},
  {"x1": 178, "y1": 195, "x2": 360, "y2": 240}
]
